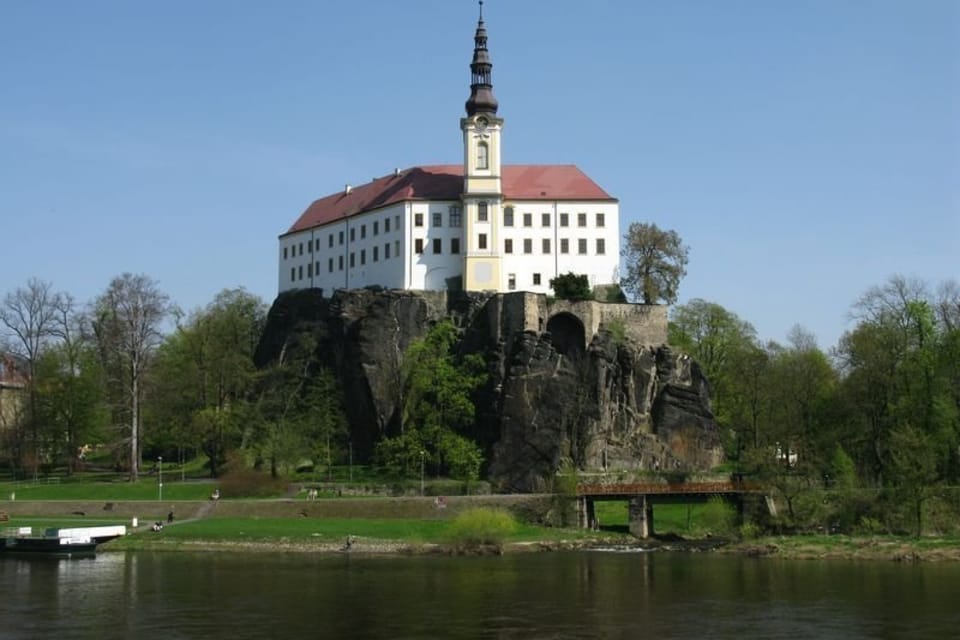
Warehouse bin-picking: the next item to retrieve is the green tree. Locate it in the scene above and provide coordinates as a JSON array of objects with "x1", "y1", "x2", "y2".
[
  {"x1": 549, "y1": 273, "x2": 592, "y2": 301},
  {"x1": 620, "y1": 222, "x2": 689, "y2": 304},
  {"x1": 889, "y1": 424, "x2": 940, "y2": 537},
  {"x1": 379, "y1": 320, "x2": 486, "y2": 480}
]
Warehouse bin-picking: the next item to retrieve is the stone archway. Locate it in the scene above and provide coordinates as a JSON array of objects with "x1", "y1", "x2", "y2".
[{"x1": 546, "y1": 312, "x2": 586, "y2": 359}]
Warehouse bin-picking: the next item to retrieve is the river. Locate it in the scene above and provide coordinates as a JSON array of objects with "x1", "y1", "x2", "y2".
[{"x1": 2, "y1": 550, "x2": 958, "y2": 639}]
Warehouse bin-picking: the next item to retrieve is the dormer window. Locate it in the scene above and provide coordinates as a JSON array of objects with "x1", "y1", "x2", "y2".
[{"x1": 477, "y1": 141, "x2": 489, "y2": 170}]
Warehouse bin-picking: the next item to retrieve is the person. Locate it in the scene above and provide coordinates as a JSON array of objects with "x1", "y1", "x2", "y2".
[
  {"x1": 151, "y1": 521, "x2": 163, "y2": 532},
  {"x1": 167, "y1": 510, "x2": 174, "y2": 523},
  {"x1": 210, "y1": 488, "x2": 220, "y2": 501}
]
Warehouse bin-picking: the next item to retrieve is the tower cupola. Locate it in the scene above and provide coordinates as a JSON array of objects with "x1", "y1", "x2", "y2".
[{"x1": 465, "y1": 1, "x2": 498, "y2": 116}]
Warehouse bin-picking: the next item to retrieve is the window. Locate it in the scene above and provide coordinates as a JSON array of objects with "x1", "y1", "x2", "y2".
[
  {"x1": 433, "y1": 212, "x2": 442, "y2": 227},
  {"x1": 523, "y1": 212, "x2": 532, "y2": 227},
  {"x1": 414, "y1": 213, "x2": 424, "y2": 227},
  {"x1": 560, "y1": 238, "x2": 570, "y2": 254},
  {"x1": 283, "y1": 247, "x2": 288, "y2": 259},
  {"x1": 350, "y1": 253, "x2": 355, "y2": 267},
  {"x1": 596, "y1": 238, "x2": 606, "y2": 255},
  {"x1": 451, "y1": 238, "x2": 460, "y2": 254},
  {"x1": 307, "y1": 262, "x2": 313, "y2": 276},
  {"x1": 298, "y1": 265, "x2": 303, "y2": 279},
  {"x1": 578, "y1": 238, "x2": 587, "y2": 254},
  {"x1": 415, "y1": 238, "x2": 424, "y2": 254},
  {"x1": 315, "y1": 239, "x2": 320, "y2": 251},
  {"x1": 373, "y1": 246, "x2": 379, "y2": 262},
  {"x1": 478, "y1": 201, "x2": 488, "y2": 222},
  {"x1": 542, "y1": 238, "x2": 551, "y2": 254},
  {"x1": 533, "y1": 273, "x2": 541, "y2": 286},
  {"x1": 542, "y1": 213, "x2": 551, "y2": 227},
  {"x1": 328, "y1": 258, "x2": 334, "y2": 272},
  {"x1": 449, "y1": 206, "x2": 462, "y2": 227},
  {"x1": 339, "y1": 231, "x2": 344, "y2": 245},
  {"x1": 373, "y1": 221, "x2": 379, "y2": 236},
  {"x1": 385, "y1": 243, "x2": 391, "y2": 259},
  {"x1": 338, "y1": 255, "x2": 344, "y2": 270},
  {"x1": 290, "y1": 267, "x2": 295, "y2": 282},
  {"x1": 503, "y1": 206, "x2": 514, "y2": 227},
  {"x1": 395, "y1": 240, "x2": 400, "y2": 256},
  {"x1": 477, "y1": 141, "x2": 489, "y2": 169},
  {"x1": 433, "y1": 238, "x2": 442, "y2": 254},
  {"x1": 395, "y1": 215, "x2": 400, "y2": 231},
  {"x1": 385, "y1": 217, "x2": 391, "y2": 233},
  {"x1": 523, "y1": 239, "x2": 532, "y2": 254},
  {"x1": 577, "y1": 213, "x2": 587, "y2": 227},
  {"x1": 504, "y1": 238, "x2": 513, "y2": 254},
  {"x1": 299, "y1": 242, "x2": 303, "y2": 255},
  {"x1": 360, "y1": 249, "x2": 366, "y2": 265},
  {"x1": 315, "y1": 261, "x2": 319, "y2": 275},
  {"x1": 478, "y1": 233, "x2": 488, "y2": 250},
  {"x1": 350, "y1": 228, "x2": 355, "y2": 242},
  {"x1": 508, "y1": 273, "x2": 516, "y2": 290},
  {"x1": 361, "y1": 225, "x2": 366, "y2": 239},
  {"x1": 596, "y1": 213, "x2": 605, "y2": 228},
  {"x1": 329, "y1": 234, "x2": 334, "y2": 248},
  {"x1": 560, "y1": 213, "x2": 569, "y2": 227},
  {"x1": 307, "y1": 242, "x2": 312, "y2": 254}
]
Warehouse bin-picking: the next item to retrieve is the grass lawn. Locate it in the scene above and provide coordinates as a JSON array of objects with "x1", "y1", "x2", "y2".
[
  {"x1": 593, "y1": 500, "x2": 716, "y2": 536},
  {"x1": 0, "y1": 479, "x2": 220, "y2": 501}
]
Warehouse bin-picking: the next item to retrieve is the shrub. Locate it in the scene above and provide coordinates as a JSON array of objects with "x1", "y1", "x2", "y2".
[
  {"x1": 696, "y1": 497, "x2": 737, "y2": 538},
  {"x1": 445, "y1": 508, "x2": 518, "y2": 551},
  {"x1": 550, "y1": 273, "x2": 592, "y2": 301},
  {"x1": 218, "y1": 469, "x2": 288, "y2": 498},
  {"x1": 739, "y1": 521, "x2": 762, "y2": 540}
]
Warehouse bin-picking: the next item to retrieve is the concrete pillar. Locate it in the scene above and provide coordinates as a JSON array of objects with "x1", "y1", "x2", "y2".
[
  {"x1": 586, "y1": 499, "x2": 597, "y2": 530},
  {"x1": 629, "y1": 495, "x2": 650, "y2": 538}
]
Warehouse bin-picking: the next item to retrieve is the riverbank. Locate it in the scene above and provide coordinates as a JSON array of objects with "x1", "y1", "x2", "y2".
[{"x1": 721, "y1": 535, "x2": 960, "y2": 562}]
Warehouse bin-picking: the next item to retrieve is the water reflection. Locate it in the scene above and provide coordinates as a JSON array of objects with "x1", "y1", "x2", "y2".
[{"x1": 2, "y1": 551, "x2": 959, "y2": 639}]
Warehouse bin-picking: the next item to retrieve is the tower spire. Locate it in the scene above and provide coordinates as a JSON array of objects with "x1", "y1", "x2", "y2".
[{"x1": 465, "y1": 1, "x2": 498, "y2": 116}]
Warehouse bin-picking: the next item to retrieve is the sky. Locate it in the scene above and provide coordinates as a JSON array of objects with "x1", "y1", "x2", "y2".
[{"x1": 2, "y1": 0, "x2": 957, "y2": 350}]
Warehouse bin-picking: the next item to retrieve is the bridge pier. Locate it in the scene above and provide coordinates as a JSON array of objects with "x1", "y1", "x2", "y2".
[
  {"x1": 628, "y1": 495, "x2": 654, "y2": 538},
  {"x1": 577, "y1": 497, "x2": 599, "y2": 530}
]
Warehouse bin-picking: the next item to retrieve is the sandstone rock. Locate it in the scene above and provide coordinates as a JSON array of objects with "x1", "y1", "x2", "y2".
[{"x1": 256, "y1": 288, "x2": 723, "y2": 492}]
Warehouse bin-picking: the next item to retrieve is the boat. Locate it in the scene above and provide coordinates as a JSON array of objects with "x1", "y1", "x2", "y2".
[{"x1": 1, "y1": 525, "x2": 126, "y2": 557}]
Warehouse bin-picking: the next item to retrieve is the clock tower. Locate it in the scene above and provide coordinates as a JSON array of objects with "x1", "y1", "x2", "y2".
[{"x1": 461, "y1": 1, "x2": 504, "y2": 292}]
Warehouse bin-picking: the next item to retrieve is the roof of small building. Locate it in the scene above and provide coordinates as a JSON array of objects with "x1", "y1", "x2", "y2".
[{"x1": 283, "y1": 164, "x2": 617, "y2": 236}]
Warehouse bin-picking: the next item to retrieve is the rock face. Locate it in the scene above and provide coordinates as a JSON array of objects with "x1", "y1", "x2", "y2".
[{"x1": 255, "y1": 288, "x2": 724, "y2": 492}]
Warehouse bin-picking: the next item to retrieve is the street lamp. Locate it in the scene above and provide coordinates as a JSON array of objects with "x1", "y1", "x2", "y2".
[
  {"x1": 158, "y1": 456, "x2": 163, "y2": 501},
  {"x1": 419, "y1": 450, "x2": 425, "y2": 497}
]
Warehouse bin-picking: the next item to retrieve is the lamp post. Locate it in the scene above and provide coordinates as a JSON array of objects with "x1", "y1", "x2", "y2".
[
  {"x1": 419, "y1": 450, "x2": 425, "y2": 497},
  {"x1": 158, "y1": 456, "x2": 163, "y2": 501}
]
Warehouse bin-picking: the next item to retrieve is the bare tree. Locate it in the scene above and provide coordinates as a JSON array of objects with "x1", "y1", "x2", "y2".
[
  {"x1": 90, "y1": 273, "x2": 171, "y2": 480},
  {"x1": 0, "y1": 278, "x2": 61, "y2": 471}
]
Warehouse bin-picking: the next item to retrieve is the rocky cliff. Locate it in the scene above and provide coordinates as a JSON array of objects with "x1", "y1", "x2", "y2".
[{"x1": 255, "y1": 288, "x2": 723, "y2": 492}]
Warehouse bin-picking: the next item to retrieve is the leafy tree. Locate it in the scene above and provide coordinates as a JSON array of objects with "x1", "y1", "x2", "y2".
[
  {"x1": 889, "y1": 424, "x2": 940, "y2": 537},
  {"x1": 379, "y1": 320, "x2": 486, "y2": 480},
  {"x1": 90, "y1": 273, "x2": 172, "y2": 480},
  {"x1": 620, "y1": 222, "x2": 689, "y2": 304},
  {"x1": 549, "y1": 273, "x2": 592, "y2": 301},
  {"x1": 147, "y1": 288, "x2": 266, "y2": 476}
]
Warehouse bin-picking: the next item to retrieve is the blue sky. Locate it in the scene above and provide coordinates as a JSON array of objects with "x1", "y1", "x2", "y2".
[{"x1": 2, "y1": 0, "x2": 957, "y2": 349}]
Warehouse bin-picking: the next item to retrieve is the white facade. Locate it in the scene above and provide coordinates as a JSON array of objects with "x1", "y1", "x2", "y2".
[{"x1": 277, "y1": 12, "x2": 621, "y2": 298}]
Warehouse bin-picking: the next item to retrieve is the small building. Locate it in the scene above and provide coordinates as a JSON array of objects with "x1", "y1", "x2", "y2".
[{"x1": 278, "y1": 7, "x2": 621, "y2": 297}]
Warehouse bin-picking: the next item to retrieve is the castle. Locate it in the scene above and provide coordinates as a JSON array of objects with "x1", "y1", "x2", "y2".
[{"x1": 277, "y1": 5, "x2": 621, "y2": 298}]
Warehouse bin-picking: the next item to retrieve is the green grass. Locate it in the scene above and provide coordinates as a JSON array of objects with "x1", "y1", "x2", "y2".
[
  {"x1": 593, "y1": 500, "x2": 722, "y2": 536},
  {"x1": 101, "y1": 516, "x2": 609, "y2": 549},
  {"x1": 0, "y1": 480, "x2": 221, "y2": 501}
]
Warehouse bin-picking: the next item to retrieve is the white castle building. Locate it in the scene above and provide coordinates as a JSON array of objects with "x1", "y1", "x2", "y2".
[{"x1": 278, "y1": 8, "x2": 620, "y2": 297}]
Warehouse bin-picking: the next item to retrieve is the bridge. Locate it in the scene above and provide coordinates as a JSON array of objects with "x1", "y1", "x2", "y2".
[{"x1": 575, "y1": 480, "x2": 765, "y2": 538}]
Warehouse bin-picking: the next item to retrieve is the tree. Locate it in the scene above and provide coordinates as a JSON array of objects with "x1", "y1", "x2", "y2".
[
  {"x1": 0, "y1": 278, "x2": 61, "y2": 472},
  {"x1": 549, "y1": 273, "x2": 592, "y2": 301},
  {"x1": 148, "y1": 288, "x2": 267, "y2": 476},
  {"x1": 90, "y1": 273, "x2": 172, "y2": 480},
  {"x1": 379, "y1": 320, "x2": 486, "y2": 479},
  {"x1": 620, "y1": 222, "x2": 689, "y2": 304}
]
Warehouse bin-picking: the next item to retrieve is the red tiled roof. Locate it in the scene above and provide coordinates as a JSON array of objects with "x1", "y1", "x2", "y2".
[{"x1": 283, "y1": 164, "x2": 616, "y2": 236}]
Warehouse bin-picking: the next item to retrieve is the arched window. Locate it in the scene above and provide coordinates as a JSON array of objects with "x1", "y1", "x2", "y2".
[{"x1": 477, "y1": 141, "x2": 489, "y2": 170}]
